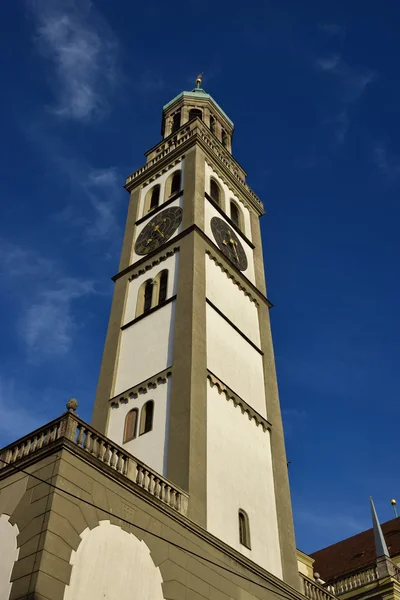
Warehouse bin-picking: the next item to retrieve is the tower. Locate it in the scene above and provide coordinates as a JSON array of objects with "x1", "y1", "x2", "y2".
[{"x1": 92, "y1": 81, "x2": 299, "y2": 587}]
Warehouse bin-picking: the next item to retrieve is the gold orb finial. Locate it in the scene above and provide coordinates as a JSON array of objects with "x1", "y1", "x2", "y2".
[
  {"x1": 391, "y1": 499, "x2": 397, "y2": 505},
  {"x1": 196, "y1": 73, "x2": 203, "y2": 88}
]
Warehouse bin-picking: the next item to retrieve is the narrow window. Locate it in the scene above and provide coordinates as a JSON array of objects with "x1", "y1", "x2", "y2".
[
  {"x1": 221, "y1": 129, "x2": 228, "y2": 147},
  {"x1": 210, "y1": 179, "x2": 220, "y2": 205},
  {"x1": 139, "y1": 401, "x2": 154, "y2": 435},
  {"x1": 123, "y1": 409, "x2": 138, "y2": 443},
  {"x1": 150, "y1": 185, "x2": 160, "y2": 211},
  {"x1": 210, "y1": 115, "x2": 216, "y2": 134},
  {"x1": 143, "y1": 280, "x2": 153, "y2": 313},
  {"x1": 189, "y1": 108, "x2": 202, "y2": 121},
  {"x1": 158, "y1": 270, "x2": 168, "y2": 305},
  {"x1": 170, "y1": 170, "x2": 181, "y2": 196},
  {"x1": 172, "y1": 111, "x2": 181, "y2": 133},
  {"x1": 238, "y1": 510, "x2": 251, "y2": 549},
  {"x1": 230, "y1": 201, "x2": 240, "y2": 228}
]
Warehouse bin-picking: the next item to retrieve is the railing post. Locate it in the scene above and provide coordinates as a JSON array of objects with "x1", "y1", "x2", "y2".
[{"x1": 126, "y1": 457, "x2": 138, "y2": 483}]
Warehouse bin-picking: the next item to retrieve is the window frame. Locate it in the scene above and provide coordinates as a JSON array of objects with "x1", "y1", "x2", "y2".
[
  {"x1": 238, "y1": 509, "x2": 251, "y2": 549},
  {"x1": 123, "y1": 408, "x2": 139, "y2": 443}
]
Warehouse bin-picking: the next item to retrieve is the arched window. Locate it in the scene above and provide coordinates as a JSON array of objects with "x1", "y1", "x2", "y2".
[
  {"x1": 164, "y1": 169, "x2": 182, "y2": 200},
  {"x1": 150, "y1": 185, "x2": 160, "y2": 211},
  {"x1": 143, "y1": 184, "x2": 161, "y2": 215},
  {"x1": 238, "y1": 510, "x2": 251, "y2": 549},
  {"x1": 124, "y1": 409, "x2": 138, "y2": 443},
  {"x1": 158, "y1": 270, "x2": 168, "y2": 304},
  {"x1": 189, "y1": 108, "x2": 202, "y2": 121},
  {"x1": 230, "y1": 200, "x2": 241, "y2": 229},
  {"x1": 136, "y1": 279, "x2": 154, "y2": 317},
  {"x1": 139, "y1": 401, "x2": 154, "y2": 435},
  {"x1": 172, "y1": 111, "x2": 181, "y2": 133},
  {"x1": 210, "y1": 115, "x2": 216, "y2": 134},
  {"x1": 143, "y1": 280, "x2": 153, "y2": 313},
  {"x1": 210, "y1": 178, "x2": 221, "y2": 205},
  {"x1": 170, "y1": 171, "x2": 181, "y2": 196}
]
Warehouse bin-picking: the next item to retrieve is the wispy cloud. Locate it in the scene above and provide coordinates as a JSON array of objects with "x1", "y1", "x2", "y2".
[
  {"x1": 372, "y1": 142, "x2": 400, "y2": 179},
  {"x1": 29, "y1": 0, "x2": 118, "y2": 121},
  {"x1": 0, "y1": 376, "x2": 45, "y2": 443},
  {"x1": 1, "y1": 240, "x2": 97, "y2": 361},
  {"x1": 314, "y1": 54, "x2": 376, "y2": 143},
  {"x1": 52, "y1": 162, "x2": 122, "y2": 241}
]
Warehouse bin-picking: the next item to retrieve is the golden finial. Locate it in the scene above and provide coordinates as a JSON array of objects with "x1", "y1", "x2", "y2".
[{"x1": 196, "y1": 73, "x2": 203, "y2": 88}]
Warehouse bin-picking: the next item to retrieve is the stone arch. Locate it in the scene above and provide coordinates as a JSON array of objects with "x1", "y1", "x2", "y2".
[
  {"x1": 64, "y1": 520, "x2": 164, "y2": 600},
  {"x1": 0, "y1": 514, "x2": 19, "y2": 600}
]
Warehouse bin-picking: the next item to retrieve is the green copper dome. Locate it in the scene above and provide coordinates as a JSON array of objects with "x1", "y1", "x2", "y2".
[{"x1": 163, "y1": 88, "x2": 234, "y2": 127}]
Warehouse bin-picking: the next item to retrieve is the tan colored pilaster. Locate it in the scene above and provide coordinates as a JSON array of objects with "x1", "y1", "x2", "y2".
[
  {"x1": 167, "y1": 232, "x2": 207, "y2": 527},
  {"x1": 181, "y1": 145, "x2": 205, "y2": 231},
  {"x1": 250, "y1": 211, "x2": 267, "y2": 296},
  {"x1": 258, "y1": 302, "x2": 300, "y2": 589},
  {"x1": 91, "y1": 187, "x2": 141, "y2": 432}
]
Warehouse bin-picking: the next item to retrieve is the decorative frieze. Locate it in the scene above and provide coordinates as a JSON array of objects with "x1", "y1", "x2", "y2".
[
  {"x1": 109, "y1": 369, "x2": 172, "y2": 407},
  {"x1": 207, "y1": 371, "x2": 271, "y2": 432},
  {"x1": 128, "y1": 248, "x2": 179, "y2": 281}
]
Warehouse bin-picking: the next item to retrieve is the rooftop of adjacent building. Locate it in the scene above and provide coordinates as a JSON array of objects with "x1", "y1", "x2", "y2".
[{"x1": 309, "y1": 516, "x2": 400, "y2": 583}]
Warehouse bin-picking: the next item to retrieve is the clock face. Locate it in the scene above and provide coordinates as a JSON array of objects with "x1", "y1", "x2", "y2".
[
  {"x1": 211, "y1": 217, "x2": 248, "y2": 271},
  {"x1": 135, "y1": 207, "x2": 183, "y2": 255}
]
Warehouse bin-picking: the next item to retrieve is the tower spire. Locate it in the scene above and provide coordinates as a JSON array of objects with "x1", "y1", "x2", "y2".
[{"x1": 370, "y1": 497, "x2": 390, "y2": 558}]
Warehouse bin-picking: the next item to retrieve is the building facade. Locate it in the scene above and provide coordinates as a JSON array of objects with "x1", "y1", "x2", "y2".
[{"x1": 0, "y1": 85, "x2": 301, "y2": 599}]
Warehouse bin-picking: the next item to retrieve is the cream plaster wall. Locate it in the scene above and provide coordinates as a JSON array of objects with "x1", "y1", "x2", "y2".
[
  {"x1": 131, "y1": 195, "x2": 183, "y2": 266},
  {"x1": 206, "y1": 303, "x2": 267, "y2": 417},
  {"x1": 64, "y1": 521, "x2": 164, "y2": 600},
  {"x1": 204, "y1": 162, "x2": 252, "y2": 240},
  {"x1": 206, "y1": 384, "x2": 282, "y2": 578},
  {"x1": 0, "y1": 514, "x2": 19, "y2": 600},
  {"x1": 204, "y1": 199, "x2": 255, "y2": 285},
  {"x1": 206, "y1": 254, "x2": 260, "y2": 346},
  {"x1": 113, "y1": 301, "x2": 175, "y2": 397},
  {"x1": 123, "y1": 253, "x2": 179, "y2": 325},
  {"x1": 107, "y1": 378, "x2": 171, "y2": 476}
]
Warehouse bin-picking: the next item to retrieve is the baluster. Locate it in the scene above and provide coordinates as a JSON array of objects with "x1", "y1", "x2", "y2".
[
  {"x1": 103, "y1": 443, "x2": 110, "y2": 465},
  {"x1": 136, "y1": 465, "x2": 143, "y2": 486},
  {"x1": 165, "y1": 485, "x2": 171, "y2": 506},
  {"x1": 12, "y1": 445, "x2": 19, "y2": 463},
  {"x1": 76, "y1": 425, "x2": 84, "y2": 447},
  {"x1": 148, "y1": 473, "x2": 155, "y2": 495},
  {"x1": 31, "y1": 435, "x2": 38, "y2": 453},
  {"x1": 83, "y1": 430, "x2": 92, "y2": 452},
  {"x1": 97, "y1": 439, "x2": 105, "y2": 460},
  {"x1": 26, "y1": 439, "x2": 33, "y2": 456},
  {"x1": 91, "y1": 435, "x2": 97, "y2": 457},
  {"x1": 37, "y1": 431, "x2": 45, "y2": 449},
  {"x1": 116, "y1": 452, "x2": 123, "y2": 473},
  {"x1": 110, "y1": 448, "x2": 117, "y2": 469},
  {"x1": 122, "y1": 456, "x2": 128, "y2": 476}
]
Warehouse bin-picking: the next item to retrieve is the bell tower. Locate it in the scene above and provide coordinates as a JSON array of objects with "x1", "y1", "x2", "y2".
[{"x1": 92, "y1": 80, "x2": 299, "y2": 587}]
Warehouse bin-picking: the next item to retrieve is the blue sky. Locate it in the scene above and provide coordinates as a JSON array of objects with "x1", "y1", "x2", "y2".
[{"x1": 1, "y1": 0, "x2": 399, "y2": 554}]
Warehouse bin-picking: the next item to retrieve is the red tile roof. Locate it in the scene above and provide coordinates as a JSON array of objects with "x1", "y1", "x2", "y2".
[{"x1": 310, "y1": 517, "x2": 400, "y2": 583}]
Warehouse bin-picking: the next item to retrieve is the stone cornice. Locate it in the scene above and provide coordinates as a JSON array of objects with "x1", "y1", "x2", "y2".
[
  {"x1": 109, "y1": 368, "x2": 172, "y2": 407},
  {"x1": 124, "y1": 121, "x2": 264, "y2": 216},
  {"x1": 205, "y1": 250, "x2": 259, "y2": 306},
  {"x1": 128, "y1": 247, "x2": 179, "y2": 282},
  {"x1": 207, "y1": 371, "x2": 272, "y2": 432}
]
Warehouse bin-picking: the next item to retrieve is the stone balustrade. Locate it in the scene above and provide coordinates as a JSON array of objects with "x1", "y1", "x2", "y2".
[
  {"x1": 124, "y1": 120, "x2": 263, "y2": 211},
  {"x1": 301, "y1": 575, "x2": 337, "y2": 600},
  {"x1": 330, "y1": 566, "x2": 379, "y2": 595},
  {"x1": 0, "y1": 410, "x2": 188, "y2": 516}
]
